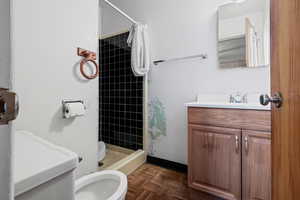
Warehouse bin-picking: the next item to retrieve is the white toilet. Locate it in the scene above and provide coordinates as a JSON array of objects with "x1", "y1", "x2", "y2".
[{"x1": 75, "y1": 170, "x2": 128, "y2": 200}]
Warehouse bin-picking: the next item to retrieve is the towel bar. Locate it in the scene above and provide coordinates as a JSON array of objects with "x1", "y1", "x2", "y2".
[{"x1": 153, "y1": 54, "x2": 207, "y2": 66}]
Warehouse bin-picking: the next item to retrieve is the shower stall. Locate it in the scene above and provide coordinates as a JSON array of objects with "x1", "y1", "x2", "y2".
[{"x1": 98, "y1": 0, "x2": 147, "y2": 173}]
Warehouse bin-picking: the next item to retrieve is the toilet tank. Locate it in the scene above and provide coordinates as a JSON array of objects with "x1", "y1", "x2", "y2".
[{"x1": 14, "y1": 131, "x2": 78, "y2": 200}]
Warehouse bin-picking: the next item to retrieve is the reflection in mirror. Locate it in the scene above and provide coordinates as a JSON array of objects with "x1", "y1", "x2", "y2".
[{"x1": 218, "y1": 0, "x2": 270, "y2": 68}]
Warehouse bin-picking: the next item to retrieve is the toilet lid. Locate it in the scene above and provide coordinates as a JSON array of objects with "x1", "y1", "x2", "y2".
[{"x1": 14, "y1": 131, "x2": 78, "y2": 197}]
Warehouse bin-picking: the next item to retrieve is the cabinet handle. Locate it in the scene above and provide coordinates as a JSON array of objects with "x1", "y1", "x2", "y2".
[
  {"x1": 245, "y1": 136, "x2": 249, "y2": 154},
  {"x1": 203, "y1": 134, "x2": 207, "y2": 149},
  {"x1": 235, "y1": 135, "x2": 239, "y2": 153},
  {"x1": 208, "y1": 133, "x2": 213, "y2": 152}
]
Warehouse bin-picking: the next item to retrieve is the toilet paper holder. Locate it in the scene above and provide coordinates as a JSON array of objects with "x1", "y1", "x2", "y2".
[{"x1": 62, "y1": 100, "x2": 85, "y2": 118}]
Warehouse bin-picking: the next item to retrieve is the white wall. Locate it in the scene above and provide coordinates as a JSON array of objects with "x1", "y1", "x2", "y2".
[
  {"x1": 0, "y1": 0, "x2": 13, "y2": 199},
  {"x1": 0, "y1": 0, "x2": 11, "y2": 87},
  {"x1": 12, "y1": 0, "x2": 99, "y2": 177},
  {"x1": 100, "y1": 0, "x2": 270, "y2": 164}
]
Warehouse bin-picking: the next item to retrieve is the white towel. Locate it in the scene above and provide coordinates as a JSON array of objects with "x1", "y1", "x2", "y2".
[{"x1": 127, "y1": 23, "x2": 150, "y2": 76}]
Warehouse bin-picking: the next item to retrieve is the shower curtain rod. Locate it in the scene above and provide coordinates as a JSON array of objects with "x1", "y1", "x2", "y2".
[{"x1": 103, "y1": 0, "x2": 137, "y2": 24}]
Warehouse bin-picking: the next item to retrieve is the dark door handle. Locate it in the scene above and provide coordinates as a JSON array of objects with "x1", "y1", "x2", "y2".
[
  {"x1": 260, "y1": 92, "x2": 283, "y2": 108},
  {"x1": 0, "y1": 89, "x2": 19, "y2": 124}
]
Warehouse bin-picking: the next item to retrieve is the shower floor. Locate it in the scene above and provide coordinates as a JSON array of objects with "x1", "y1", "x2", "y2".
[{"x1": 98, "y1": 144, "x2": 134, "y2": 170}]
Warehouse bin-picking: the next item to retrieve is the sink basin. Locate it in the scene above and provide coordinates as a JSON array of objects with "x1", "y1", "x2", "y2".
[{"x1": 185, "y1": 102, "x2": 271, "y2": 110}]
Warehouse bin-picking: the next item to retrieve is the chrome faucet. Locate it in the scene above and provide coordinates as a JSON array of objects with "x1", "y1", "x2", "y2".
[
  {"x1": 229, "y1": 92, "x2": 248, "y2": 103},
  {"x1": 229, "y1": 94, "x2": 235, "y2": 103},
  {"x1": 242, "y1": 93, "x2": 248, "y2": 103}
]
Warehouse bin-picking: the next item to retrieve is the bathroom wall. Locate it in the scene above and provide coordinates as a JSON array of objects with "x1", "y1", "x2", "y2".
[
  {"x1": 100, "y1": 0, "x2": 270, "y2": 164},
  {"x1": 0, "y1": 0, "x2": 11, "y2": 89},
  {"x1": 11, "y1": 0, "x2": 99, "y2": 177},
  {"x1": 0, "y1": 0, "x2": 13, "y2": 199}
]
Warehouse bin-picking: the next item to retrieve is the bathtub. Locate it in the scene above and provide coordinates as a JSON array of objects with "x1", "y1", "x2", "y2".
[{"x1": 14, "y1": 130, "x2": 78, "y2": 200}]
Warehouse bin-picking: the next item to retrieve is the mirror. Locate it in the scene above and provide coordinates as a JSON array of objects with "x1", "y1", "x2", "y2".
[{"x1": 218, "y1": 0, "x2": 270, "y2": 68}]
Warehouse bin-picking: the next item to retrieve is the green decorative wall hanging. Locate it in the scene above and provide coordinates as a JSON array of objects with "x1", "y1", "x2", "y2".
[{"x1": 148, "y1": 97, "x2": 167, "y2": 155}]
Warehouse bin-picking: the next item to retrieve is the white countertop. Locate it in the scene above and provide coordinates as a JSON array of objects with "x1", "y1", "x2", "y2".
[
  {"x1": 185, "y1": 102, "x2": 271, "y2": 111},
  {"x1": 14, "y1": 130, "x2": 78, "y2": 197}
]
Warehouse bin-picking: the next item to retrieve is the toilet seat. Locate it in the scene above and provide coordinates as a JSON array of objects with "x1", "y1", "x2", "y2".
[{"x1": 75, "y1": 170, "x2": 127, "y2": 200}]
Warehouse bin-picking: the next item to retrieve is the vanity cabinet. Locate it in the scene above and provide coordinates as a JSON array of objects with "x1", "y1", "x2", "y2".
[
  {"x1": 187, "y1": 107, "x2": 271, "y2": 200},
  {"x1": 189, "y1": 125, "x2": 241, "y2": 200},
  {"x1": 242, "y1": 130, "x2": 271, "y2": 200}
]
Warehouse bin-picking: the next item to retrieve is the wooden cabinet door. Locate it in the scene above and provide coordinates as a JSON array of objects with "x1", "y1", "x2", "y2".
[
  {"x1": 242, "y1": 130, "x2": 271, "y2": 200},
  {"x1": 188, "y1": 124, "x2": 241, "y2": 200}
]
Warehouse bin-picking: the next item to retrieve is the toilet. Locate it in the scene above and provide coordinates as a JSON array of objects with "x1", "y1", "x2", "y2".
[{"x1": 75, "y1": 170, "x2": 128, "y2": 200}]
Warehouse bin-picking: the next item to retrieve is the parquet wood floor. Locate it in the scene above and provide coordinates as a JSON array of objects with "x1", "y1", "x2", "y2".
[{"x1": 126, "y1": 163, "x2": 224, "y2": 200}]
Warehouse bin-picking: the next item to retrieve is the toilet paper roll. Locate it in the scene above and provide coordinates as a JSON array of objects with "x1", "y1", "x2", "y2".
[{"x1": 64, "y1": 102, "x2": 85, "y2": 118}]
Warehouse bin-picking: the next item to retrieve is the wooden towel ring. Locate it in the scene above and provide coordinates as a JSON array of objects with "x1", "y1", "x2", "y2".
[{"x1": 77, "y1": 48, "x2": 99, "y2": 80}]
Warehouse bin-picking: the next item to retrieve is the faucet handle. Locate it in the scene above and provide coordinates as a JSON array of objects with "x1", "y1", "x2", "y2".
[
  {"x1": 229, "y1": 94, "x2": 234, "y2": 103},
  {"x1": 242, "y1": 93, "x2": 248, "y2": 103}
]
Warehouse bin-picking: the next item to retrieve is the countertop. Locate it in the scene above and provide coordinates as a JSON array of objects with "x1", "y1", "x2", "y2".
[{"x1": 185, "y1": 102, "x2": 271, "y2": 111}]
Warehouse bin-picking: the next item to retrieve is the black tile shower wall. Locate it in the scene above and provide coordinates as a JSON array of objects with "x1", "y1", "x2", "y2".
[{"x1": 99, "y1": 32, "x2": 143, "y2": 151}]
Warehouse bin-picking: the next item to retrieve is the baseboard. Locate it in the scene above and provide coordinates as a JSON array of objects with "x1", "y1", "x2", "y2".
[{"x1": 147, "y1": 156, "x2": 187, "y2": 173}]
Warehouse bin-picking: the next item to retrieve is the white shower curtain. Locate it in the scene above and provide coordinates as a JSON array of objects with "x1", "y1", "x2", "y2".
[{"x1": 127, "y1": 23, "x2": 150, "y2": 76}]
